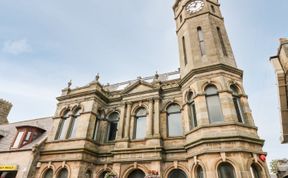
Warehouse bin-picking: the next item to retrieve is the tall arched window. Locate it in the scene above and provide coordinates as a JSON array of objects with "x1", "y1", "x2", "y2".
[
  {"x1": 67, "y1": 108, "x2": 81, "y2": 139},
  {"x1": 250, "y1": 163, "x2": 263, "y2": 178},
  {"x1": 231, "y1": 85, "x2": 245, "y2": 123},
  {"x1": 57, "y1": 168, "x2": 68, "y2": 178},
  {"x1": 205, "y1": 85, "x2": 224, "y2": 123},
  {"x1": 187, "y1": 91, "x2": 197, "y2": 129},
  {"x1": 217, "y1": 27, "x2": 228, "y2": 56},
  {"x1": 43, "y1": 169, "x2": 53, "y2": 178},
  {"x1": 128, "y1": 170, "x2": 145, "y2": 178},
  {"x1": 93, "y1": 118, "x2": 100, "y2": 141},
  {"x1": 217, "y1": 162, "x2": 236, "y2": 178},
  {"x1": 107, "y1": 112, "x2": 119, "y2": 141},
  {"x1": 197, "y1": 27, "x2": 206, "y2": 56},
  {"x1": 168, "y1": 169, "x2": 187, "y2": 178},
  {"x1": 167, "y1": 104, "x2": 183, "y2": 137},
  {"x1": 196, "y1": 166, "x2": 204, "y2": 178},
  {"x1": 55, "y1": 110, "x2": 70, "y2": 140},
  {"x1": 134, "y1": 108, "x2": 147, "y2": 139},
  {"x1": 85, "y1": 170, "x2": 92, "y2": 178}
]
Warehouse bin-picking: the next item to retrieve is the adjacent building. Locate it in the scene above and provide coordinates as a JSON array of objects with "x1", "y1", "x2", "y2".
[
  {"x1": 0, "y1": 99, "x2": 53, "y2": 178},
  {"x1": 32, "y1": 0, "x2": 269, "y2": 178},
  {"x1": 270, "y1": 38, "x2": 288, "y2": 144}
]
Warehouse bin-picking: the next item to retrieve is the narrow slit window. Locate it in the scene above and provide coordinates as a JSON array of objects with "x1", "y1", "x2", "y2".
[
  {"x1": 197, "y1": 27, "x2": 206, "y2": 56},
  {"x1": 217, "y1": 27, "x2": 228, "y2": 56},
  {"x1": 182, "y1": 36, "x2": 188, "y2": 65}
]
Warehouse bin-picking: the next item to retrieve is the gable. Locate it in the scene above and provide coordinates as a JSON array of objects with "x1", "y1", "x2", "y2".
[{"x1": 122, "y1": 81, "x2": 155, "y2": 95}]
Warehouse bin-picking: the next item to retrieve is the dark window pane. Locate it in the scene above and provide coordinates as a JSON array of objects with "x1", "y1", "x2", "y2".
[
  {"x1": 182, "y1": 36, "x2": 188, "y2": 65},
  {"x1": 85, "y1": 170, "x2": 92, "y2": 178},
  {"x1": 108, "y1": 122, "x2": 118, "y2": 141},
  {"x1": 168, "y1": 169, "x2": 187, "y2": 178},
  {"x1": 44, "y1": 169, "x2": 53, "y2": 178},
  {"x1": 128, "y1": 170, "x2": 145, "y2": 178},
  {"x1": 189, "y1": 102, "x2": 197, "y2": 129},
  {"x1": 218, "y1": 163, "x2": 236, "y2": 178},
  {"x1": 251, "y1": 164, "x2": 262, "y2": 178},
  {"x1": 196, "y1": 166, "x2": 204, "y2": 178},
  {"x1": 57, "y1": 169, "x2": 68, "y2": 178},
  {"x1": 108, "y1": 112, "x2": 119, "y2": 141}
]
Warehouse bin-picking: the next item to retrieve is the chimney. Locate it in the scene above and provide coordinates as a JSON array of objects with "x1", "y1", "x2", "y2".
[{"x1": 0, "y1": 99, "x2": 12, "y2": 124}]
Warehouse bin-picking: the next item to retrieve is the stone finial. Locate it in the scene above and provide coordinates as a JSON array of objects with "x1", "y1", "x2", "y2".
[
  {"x1": 154, "y1": 71, "x2": 159, "y2": 80},
  {"x1": 67, "y1": 80, "x2": 72, "y2": 89},
  {"x1": 0, "y1": 99, "x2": 12, "y2": 124},
  {"x1": 95, "y1": 73, "x2": 100, "y2": 82}
]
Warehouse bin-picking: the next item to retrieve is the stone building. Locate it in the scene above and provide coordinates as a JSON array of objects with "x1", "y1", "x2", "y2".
[
  {"x1": 0, "y1": 0, "x2": 269, "y2": 178},
  {"x1": 270, "y1": 38, "x2": 288, "y2": 144},
  {"x1": 0, "y1": 104, "x2": 52, "y2": 178}
]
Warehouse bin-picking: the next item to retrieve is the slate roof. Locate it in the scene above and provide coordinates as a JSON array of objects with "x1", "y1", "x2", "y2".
[
  {"x1": 0, "y1": 117, "x2": 53, "y2": 152},
  {"x1": 103, "y1": 70, "x2": 180, "y2": 92}
]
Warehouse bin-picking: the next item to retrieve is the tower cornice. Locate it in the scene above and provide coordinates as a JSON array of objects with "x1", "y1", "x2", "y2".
[{"x1": 179, "y1": 64, "x2": 243, "y2": 86}]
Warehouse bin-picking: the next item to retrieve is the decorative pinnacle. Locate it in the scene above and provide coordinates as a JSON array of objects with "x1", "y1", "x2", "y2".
[
  {"x1": 67, "y1": 80, "x2": 72, "y2": 89},
  {"x1": 95, "y1": 73, "x2": 100, "y2": 82},
  {"x1": 154, "y1": 71, "x2": 159, "y2": 80}
]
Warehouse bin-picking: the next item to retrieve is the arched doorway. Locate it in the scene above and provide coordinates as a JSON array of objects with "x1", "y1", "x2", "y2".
[
  {"x1": 128, "y1": 169, "x2": 145, "y2": 178},
  {"x1": 168, "y1": 169, "x2": 187, "y2": 178}
]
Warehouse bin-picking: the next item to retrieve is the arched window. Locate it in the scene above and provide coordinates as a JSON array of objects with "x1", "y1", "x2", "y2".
[
  {"x1": 85, "y1": 170, "x2": 92, "y2": 178},
  {"x1": 187, "y1": 91, "x2": 197, "y2": 129},
  {"x1": 197, "y1": 27, "x2": 206, "y2": 56},
  {"x1": 217, "y1": 27, "x2": 227, "y2": 56},
  {"x1": 93, "y1": 118, "x2": 100, "y2": 141},
  {"x1": 195, "y1": 166, "x2": 204, "y2": 178},
  {"x1": 128, "y1": 169, "x2": 145, "y2": 178},
  {"x1": 107, "y1": 112, "x2": 119, "y2": 141},
  {"x1": 67, "y1": 108, "x2": 81, "y2": 139},
  {"x1": 168, "y1": 169, "x2": 187, "y2": 178},
  {"x1": 99, "y1": 171, "x2": 109, "y2": 178},
  {"x1": 217, "y1": 162, "x2": 236, "y2": 178},
  {"x1": 57, "y1": 168, "x2": 68, "y2": 178},
  {"x1": 134, "y1": 108, "x2": 147, "y2": 139},
  {"x1": 167, "y1": 104, "x2": 183, "y2": 137},
  {"x1": 231, "y1": 85, "x2": 245, "y2": 123},
  {"x1": 250, "y1": 163, "x2": 263, "y2": 178},
  {"x1": 43, "y1": 169, "x2": 53, "y2": 178},
  {"x1": 55, "y1": 110, "x2": 70, "y2": 140},
  {"x1": 205, "y1": 85, "x2": 224, "y2": 123},
  {"x1": 182, "y1": 36, "x2": 188, "y2": 65}
]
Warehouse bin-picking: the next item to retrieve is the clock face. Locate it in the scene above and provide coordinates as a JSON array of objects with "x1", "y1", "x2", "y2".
[{"x1": 186, "y1": 0, "x2": 205, "y2": 14}]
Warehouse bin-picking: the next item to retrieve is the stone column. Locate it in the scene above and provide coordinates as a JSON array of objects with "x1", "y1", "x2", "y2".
[
  {"x1": 154, "y1": 98, "x2": 160, "y2": 137},
  {"x1": 124, "y1": 103, "x2": 132, "y2": 139},
  {"x1": 219, "y1": 92, "x2": 236, "y2": 123},
  {"x1": 196, "y1": 95, "x2": 209, "y2": 126},
  {"x1": 147, "y1": 99, "x2": 154, "y2": 137},
  {"x1": 184, "y1": 104, "x2": 191, "y2": 133},
  {"x1": 117, "y1": 103, "x2": 126, "y2": 139}
]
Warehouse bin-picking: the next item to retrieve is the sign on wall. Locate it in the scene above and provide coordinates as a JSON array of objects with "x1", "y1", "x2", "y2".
[{"x1": 0, "y1": 165, "x2": 18, "y2": 171}]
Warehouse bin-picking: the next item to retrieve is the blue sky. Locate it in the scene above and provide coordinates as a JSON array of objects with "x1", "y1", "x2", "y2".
[{"x1": 0, "y1": 0, "x2": 287, "y2": 162}]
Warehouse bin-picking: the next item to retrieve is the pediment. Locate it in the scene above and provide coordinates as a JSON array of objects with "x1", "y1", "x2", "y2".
[{"x1": 122, "y1": 81, "x2": 154, "y2": 94}]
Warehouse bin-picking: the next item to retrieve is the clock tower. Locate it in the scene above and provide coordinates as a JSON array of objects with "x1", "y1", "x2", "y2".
[{"x1": 173, "y1": 0, "x2": 237, "y2": 78}]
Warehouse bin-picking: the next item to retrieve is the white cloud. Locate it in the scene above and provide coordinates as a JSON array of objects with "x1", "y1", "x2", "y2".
[{"x1": 2, "y1": 39, "x2": 32, "y2": 55}]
